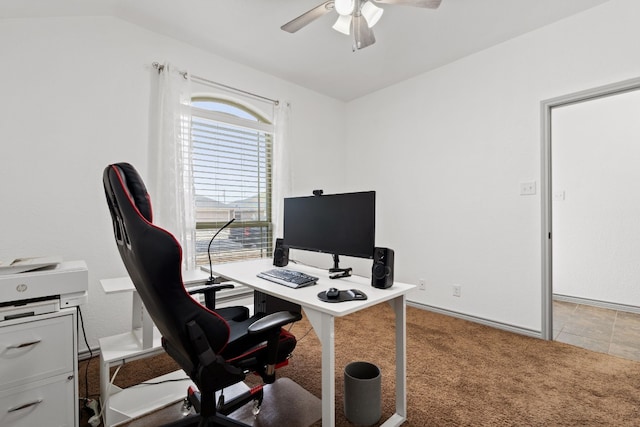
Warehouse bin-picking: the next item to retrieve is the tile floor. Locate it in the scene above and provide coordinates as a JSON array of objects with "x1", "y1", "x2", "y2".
[{"x1": 553, "y1": 300, "x2": 640, "y2": 361}]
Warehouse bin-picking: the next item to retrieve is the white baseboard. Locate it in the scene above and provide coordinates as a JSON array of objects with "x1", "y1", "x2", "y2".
[
  {"x1": 407, "y1": 302, "x2": 542, "y2": 339},
  {"x1": 553, "y1": 294, "x2": 640, "y2": 314},
  {"x1": 78, "y1": 345, "x2": 101, "y2": 361}
]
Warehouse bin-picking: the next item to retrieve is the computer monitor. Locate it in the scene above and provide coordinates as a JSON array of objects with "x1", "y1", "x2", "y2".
[{"x1": 283, "y1": 191, "x2": 376, "y2": 261}]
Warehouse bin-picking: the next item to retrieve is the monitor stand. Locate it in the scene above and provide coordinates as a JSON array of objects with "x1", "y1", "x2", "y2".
[{"x1": 329, "y1": 254, "x2": 352, "y2": 279}]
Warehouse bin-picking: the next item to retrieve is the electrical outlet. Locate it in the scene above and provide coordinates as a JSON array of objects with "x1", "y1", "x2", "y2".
[
  {"x1": 418, "y1": 279, "x2": 426, "y2": 291},
  {"x1": 453, "y1": 285, "x2": 461, "y2": 297}
]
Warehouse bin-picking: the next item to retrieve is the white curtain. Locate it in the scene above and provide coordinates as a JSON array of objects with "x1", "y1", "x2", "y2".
[
  {"x1": 272, "y1": 101, "x2": 292, "y2": 239},
  {"x1": 148, "y1": 63, "x2": 197, "y2": 270}
]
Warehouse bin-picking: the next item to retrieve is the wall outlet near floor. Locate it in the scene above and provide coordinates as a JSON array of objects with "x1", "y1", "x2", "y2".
[
  {"x1": 418, "y1": 279, "x2": 426, "y2": 291},
  {"x1": 453, "y1": 284, "x2": 461, "y2": 297}
]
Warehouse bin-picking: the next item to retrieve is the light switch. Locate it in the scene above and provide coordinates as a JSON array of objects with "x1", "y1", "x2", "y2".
[{"x1": 520, "y1": 181, "x2": 536, "y2": 196}]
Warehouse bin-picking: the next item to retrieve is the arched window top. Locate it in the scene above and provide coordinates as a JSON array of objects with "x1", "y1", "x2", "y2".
[{"x1": 192, "y1": 96, "x2": 270, "y2": 124}]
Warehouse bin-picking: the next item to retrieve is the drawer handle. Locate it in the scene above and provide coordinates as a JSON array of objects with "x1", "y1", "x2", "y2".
[
  {"x1": 7, "y1": 399, "x2": 43, "y2": 413},
  {"x1": 7, "y1": 339, "x2": 42, "y2": 349}
]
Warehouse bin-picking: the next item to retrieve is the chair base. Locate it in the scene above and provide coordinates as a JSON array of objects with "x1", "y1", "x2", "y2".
[
  {"x1": 163, "y1": 383, "x2": 263, "y2": 427},
  {"x1": 158, "y1": 378, "x2": 322, "y2": 427},
  {"x1": 163, "y1": 412, "x2": 250, "y2": 427}
]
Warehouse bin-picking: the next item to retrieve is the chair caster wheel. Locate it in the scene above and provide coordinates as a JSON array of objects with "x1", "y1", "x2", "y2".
[
  {"x1": 252, "y1": 400, "x2": 261, "y2": 416},
  {"x1": 180, "y1": 398, "x2": 192, "y2": 416}
]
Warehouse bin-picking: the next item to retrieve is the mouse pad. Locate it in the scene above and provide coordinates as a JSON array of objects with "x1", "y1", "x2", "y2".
[{"x1": 317, "y1": 289, "x2": 368, "y2": 303}]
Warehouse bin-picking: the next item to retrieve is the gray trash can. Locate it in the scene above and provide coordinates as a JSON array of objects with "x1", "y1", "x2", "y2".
[{"x1": 343, "y1": 361, "x2": 381, "y2": 426}]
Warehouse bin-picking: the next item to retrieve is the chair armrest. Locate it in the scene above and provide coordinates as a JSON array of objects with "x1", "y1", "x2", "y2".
[
  {"x1": 188, "y1": 283, "x2": 234, "y2": 310},
  {"x1": 188, "y1": 283, "x2": 234, "y2": 295},
  {"x1": 248, "y1": 311, "x2": 302, "y2": 384},
  {"x1": 247, "y1": 311, "x2": 302, "y2": 335}
]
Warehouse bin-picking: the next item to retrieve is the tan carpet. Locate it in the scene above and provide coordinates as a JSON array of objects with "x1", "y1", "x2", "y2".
[{"x1": 79, "y1": 304, "x2": 640, "y2": 426}]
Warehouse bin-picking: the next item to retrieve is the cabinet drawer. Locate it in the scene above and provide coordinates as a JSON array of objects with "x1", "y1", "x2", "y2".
[
  {"x1": 0, "y1": 373, "x2": 75, "y2": 427},
  {"x1": 0, "y1": 314, "x2": 73, "y2": 390}
]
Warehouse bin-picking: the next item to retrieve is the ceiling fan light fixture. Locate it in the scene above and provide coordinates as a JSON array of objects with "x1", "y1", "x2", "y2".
[
  {"x1": 334, "y1": 0, "x2": 355, "y2": 16},
  {"x1": 353, "y1": 14, "x2": 376, "y2": 50},
  {"x1": 332, "y1": 14, "x2": 352, "y2": 35},
  {"x1": 280, "y1": 0, "x2": 443, "y2": 50},
  {"x1": 361, "y1": 1, "x2": 384, "y2": 28}
]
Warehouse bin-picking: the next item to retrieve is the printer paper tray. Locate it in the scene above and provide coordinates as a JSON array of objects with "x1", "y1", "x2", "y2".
[{"x1": 0, "y1": 299, "x2": 60, "y2": 321}]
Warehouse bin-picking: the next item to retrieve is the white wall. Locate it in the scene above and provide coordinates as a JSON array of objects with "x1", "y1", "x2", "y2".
[
  {"x1": 0, "y1": 16, "x2": 346, "y2": 352},
  {"x1": 3, "y1": 0, "x2": 640, "y2": 348},
  {"x1": 344, "y1": 0, "x2": 640, "y2": 332},
  {"x1": 552, "y1": 88, "x2": 640, "y2": 306}
]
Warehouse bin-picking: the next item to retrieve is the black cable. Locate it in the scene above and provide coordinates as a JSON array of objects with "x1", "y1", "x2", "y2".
[
  {"x1": 134, "y1": 378, "x2": 191, "y2": 386},
  {"x1": 286, "y1": 319, "x2": 312, "y2": 342},
  {"x1": 295, "y1": 327, "x2": 314, "y2": 342},
  {"x1": 77, "y1": 306, "x2": 93, "y2": 405}
]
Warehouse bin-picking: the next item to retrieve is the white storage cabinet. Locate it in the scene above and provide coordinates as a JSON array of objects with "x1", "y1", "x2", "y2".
[{"x1": 0, "y1": 309, "x2": 78, "y2": 427}]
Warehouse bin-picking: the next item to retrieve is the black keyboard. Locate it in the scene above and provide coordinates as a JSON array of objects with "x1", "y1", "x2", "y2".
[{"x1": 257, "y1": 268, "x2": 319, "y2": 288}]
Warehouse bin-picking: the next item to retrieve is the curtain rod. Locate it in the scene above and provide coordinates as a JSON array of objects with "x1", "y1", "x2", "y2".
[{"x1": 152, "y1": 62, "x2": 279, "y2": 106}]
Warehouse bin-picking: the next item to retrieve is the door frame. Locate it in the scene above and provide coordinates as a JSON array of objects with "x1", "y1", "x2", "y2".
[{"x1": 540, "y1": 76, "x2": 640, "y2": 340}]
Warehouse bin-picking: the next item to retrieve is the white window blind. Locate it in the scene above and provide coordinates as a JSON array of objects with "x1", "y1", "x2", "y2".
[{"x1": 191, "y1": 101, "x2": 274, "y2": 265}]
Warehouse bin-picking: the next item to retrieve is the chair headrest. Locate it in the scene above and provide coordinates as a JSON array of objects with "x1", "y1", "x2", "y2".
[{"x1": 107, "y1": 163, "x2": 153, "y2": 223}]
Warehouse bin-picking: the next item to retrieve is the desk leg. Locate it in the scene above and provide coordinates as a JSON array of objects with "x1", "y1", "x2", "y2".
[
  {"x1": 99, "y1": 353, "x2": 111, "y2": 427},
  {"x1": 99, "y1": 353, "x2": 107, "y2": 414},
  {"x1": 304, "y1": 309, "x2": 335, "y2": 427},
  {"x1": 384, "y1": 295, "x2": 407, "y2": 426},
  {"x1": 132, "y1": 291, "x2": 154, "y2": 349}
]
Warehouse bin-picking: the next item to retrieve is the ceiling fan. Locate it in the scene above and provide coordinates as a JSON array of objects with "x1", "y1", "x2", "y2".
[{"x1": 281, "y1": 0, "x2": 443, "y2": 51}]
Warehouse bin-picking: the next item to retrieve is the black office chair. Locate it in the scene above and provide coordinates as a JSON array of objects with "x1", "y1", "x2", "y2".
[{"x1": 103, "y1": 163, "x2": 302, "y2": 427}]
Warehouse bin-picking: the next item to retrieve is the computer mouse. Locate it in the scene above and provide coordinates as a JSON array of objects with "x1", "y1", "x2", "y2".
[
  {"x1": 326, "y1": 287, "x2": 340, "y2": 299},
  {"x1": 347, "y1": 289, "x2": 367, "y2": 300}
]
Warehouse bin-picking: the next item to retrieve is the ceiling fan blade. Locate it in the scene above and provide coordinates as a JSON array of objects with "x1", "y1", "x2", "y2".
[
  {"x1": 353, "y1": 15, "x2": 375, "y2": 50},
  {"x1": 372, "y1": 0, "x2": 442, "y2": 8},
  {"x1": 281, "y1": 1, "x2": 335, "y2": 33}
]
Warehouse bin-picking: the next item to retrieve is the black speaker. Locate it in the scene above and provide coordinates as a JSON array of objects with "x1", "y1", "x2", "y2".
[
  {"x1": 273, "y1": 238, "x2": 289, "y2": 267},
  {"x1": 371, "y1": 247, "x2": 394, "y2": 289}
]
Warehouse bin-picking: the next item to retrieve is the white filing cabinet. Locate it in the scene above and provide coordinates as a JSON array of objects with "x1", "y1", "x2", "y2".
[
  {"x1": 0, "y1": 261, "x2": 87, "y2": 427},
  {"x1": 0, "y1": 309, "x2": 78, "y2": 427}
]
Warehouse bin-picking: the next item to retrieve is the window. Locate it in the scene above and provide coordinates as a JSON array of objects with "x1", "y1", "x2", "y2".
[{"x1": 191, "y1": 97, "x2": 273, "y2": 266}]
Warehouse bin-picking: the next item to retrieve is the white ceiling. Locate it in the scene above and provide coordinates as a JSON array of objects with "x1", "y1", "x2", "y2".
[{"x1": 2, "y1": 0, "x2": 610, "y2": 101}]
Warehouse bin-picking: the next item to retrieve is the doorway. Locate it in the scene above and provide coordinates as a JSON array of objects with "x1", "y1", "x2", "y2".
[{"x1": 541, "y1": 77, "x2": 640, "y2": 342}]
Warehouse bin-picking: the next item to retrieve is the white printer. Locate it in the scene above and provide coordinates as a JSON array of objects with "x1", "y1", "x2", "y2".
[{"x1": 0, "y1": 260, "x2": 88, "y2": 321}]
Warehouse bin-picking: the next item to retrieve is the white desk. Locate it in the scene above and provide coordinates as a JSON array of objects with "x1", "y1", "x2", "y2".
[{"x1": 210, "y1": 258, "x2": 415, "y2": 427}]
